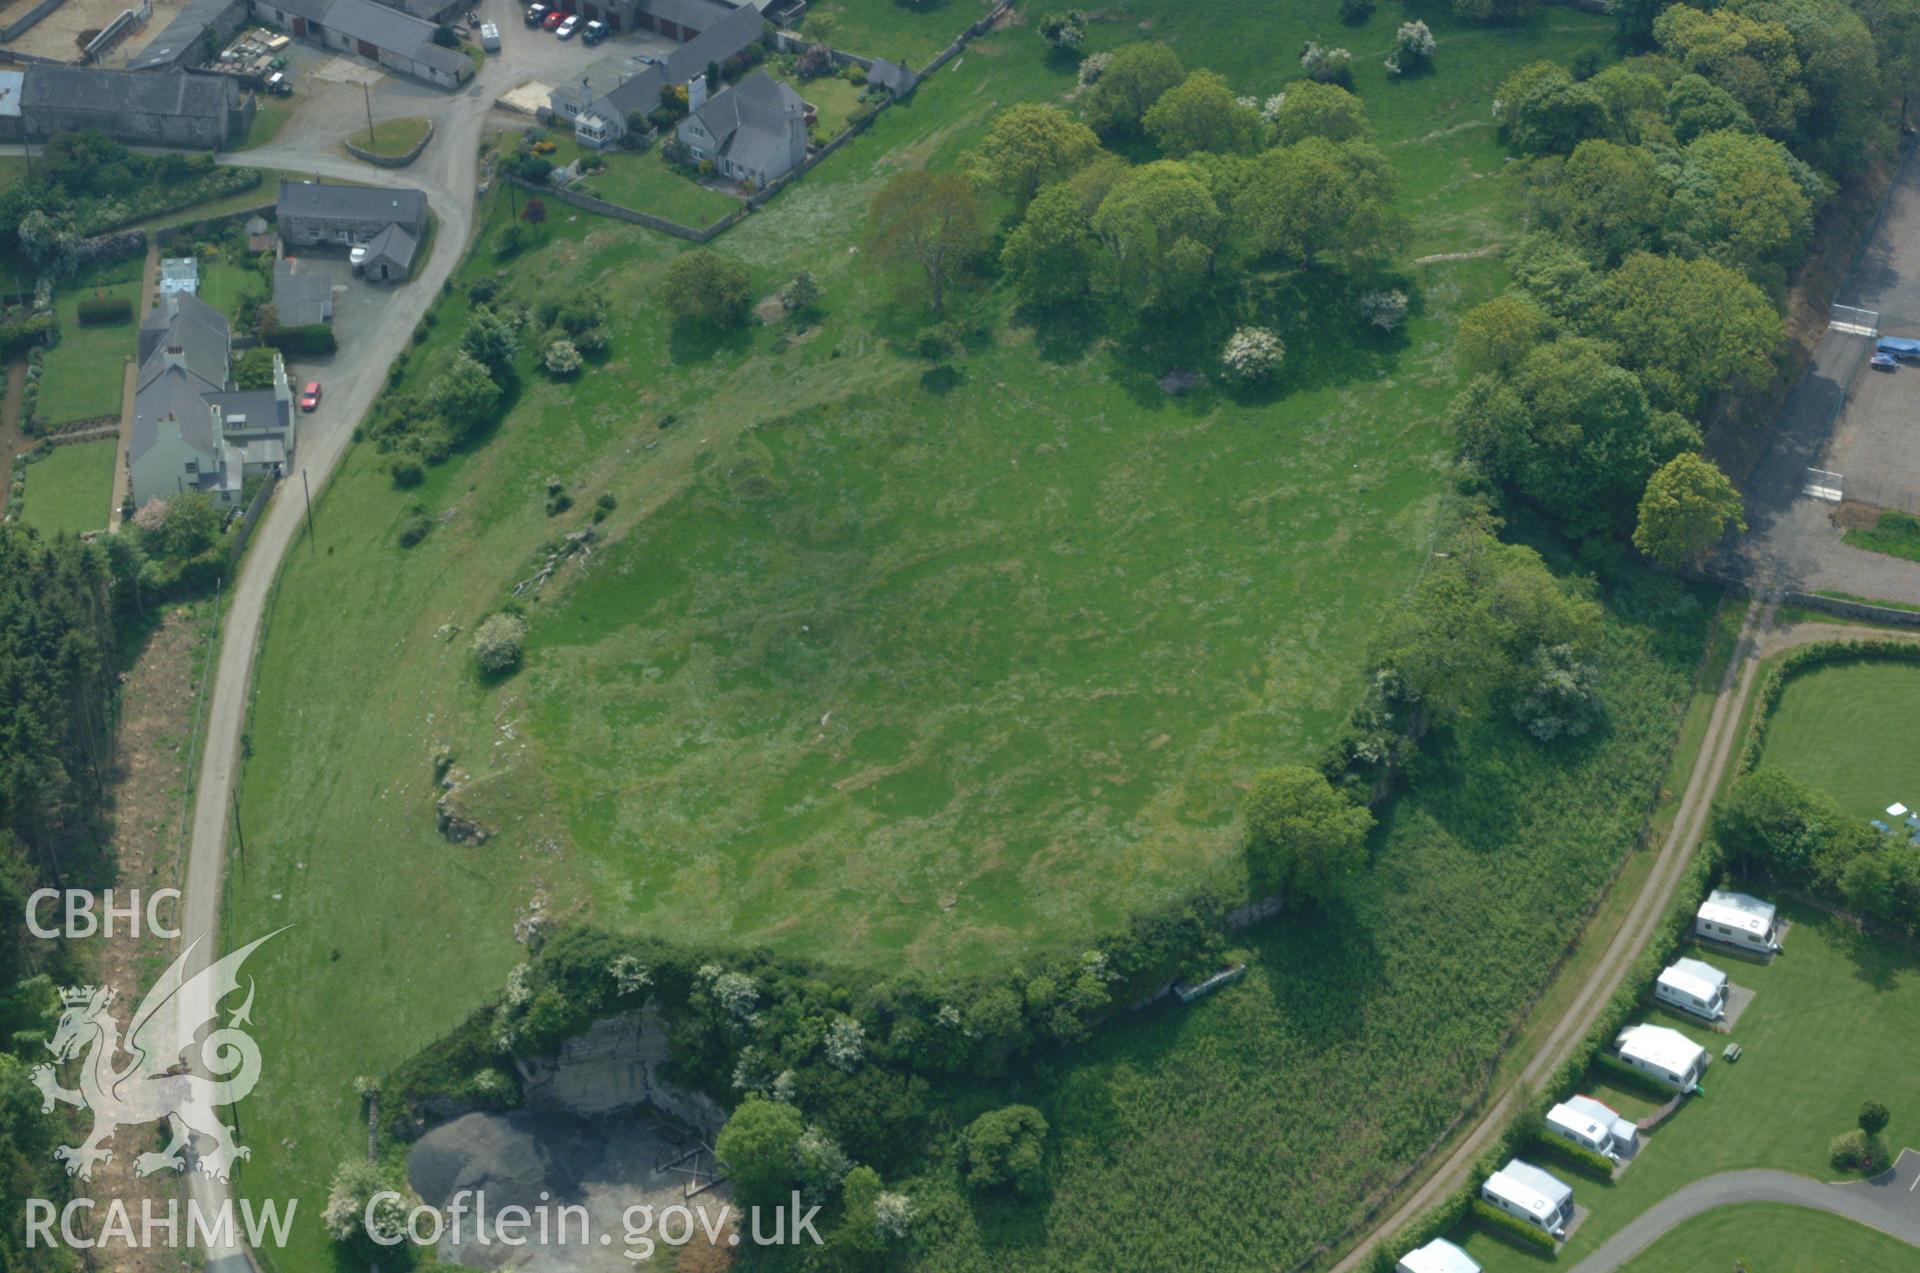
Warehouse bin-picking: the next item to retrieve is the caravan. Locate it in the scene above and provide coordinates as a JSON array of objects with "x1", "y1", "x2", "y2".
[
  {"x1": 1481, "y1": 1160, "x2": 1573, "y2": 1239},
  {"x1": 1545, "y1": 1101, "x2": 1621, "y2": 1161},
  {"x1": 1655, "y1": 957, "x2": 1729, "y2": 1020},
  {"x1": 1695, "y1": 890, "x2": 1781, "y2": 954},
  {"x1": 1615, "y1": 1023, "x2": 1710, "y2": 1092},
  {"x1": 1396, "y1": 1238, "x2": 1480, "y2": 1273}
]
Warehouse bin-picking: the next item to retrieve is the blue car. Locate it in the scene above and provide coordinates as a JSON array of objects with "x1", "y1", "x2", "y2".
[{"x1": 1872, "y1": 351, "x2": 1898, "y2": 370}]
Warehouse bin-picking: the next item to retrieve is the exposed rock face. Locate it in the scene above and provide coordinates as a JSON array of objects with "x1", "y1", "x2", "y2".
[
  {"x1": 517, "y1": 1005, "x2": 726, "y2": 1140},
  {"x1": 436, "y1": 765, "x2": 493, "y2": 844}
]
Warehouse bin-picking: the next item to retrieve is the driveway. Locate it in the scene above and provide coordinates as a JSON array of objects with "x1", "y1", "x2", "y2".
[
  {"x1": 1568, "y1": 1153, "x2": 1920, "y2": 1272},
  {"x1": 1729, "y1": 144, "x2": 1920, "y2": 605}
]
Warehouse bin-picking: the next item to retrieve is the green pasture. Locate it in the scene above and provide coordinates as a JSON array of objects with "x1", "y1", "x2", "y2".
[
  {"x1": 1759, "y1": 660, "x2": 1920, "y2": 822},
  {"x1": 1461, "y1": 904, "x2": 1920, "y2": 1272}
]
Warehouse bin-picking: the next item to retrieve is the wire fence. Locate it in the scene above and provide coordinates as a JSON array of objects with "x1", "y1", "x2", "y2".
[
  {"x1": 1836, "y1": 474, "x2": 1920, "y2": 517},
  {"x1": 1831, "y1": 303, "x2": 1880, "y2": 336}
]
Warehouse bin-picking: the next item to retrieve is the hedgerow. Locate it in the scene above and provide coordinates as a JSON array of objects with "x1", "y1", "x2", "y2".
[{"x1": 1471, "y1": 1199, "x2": 1557, "y2": 1252}]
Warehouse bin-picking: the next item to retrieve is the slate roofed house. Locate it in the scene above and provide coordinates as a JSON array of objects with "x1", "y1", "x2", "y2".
[
  {"x1": 0, "y1": 67, "x2": 250, "y2": 149},
  {"x1": 278, "y1": 179, "x2": 428, "y2": 248},
  {"x1": 130, "y1": 293, "x2": 297, "y2": 510},
  {"x1": 273, "y1": 258, "x2": 335, "y2": 327},
  {"x1": 558, "y1": 0, "x2": 763, "y2": 147},
  {"x1": 675, "y1": 67, "x2": 807, "y2": 187},
  {"x1": 252, "y1": 0, "x2": 474, "y2": 88}
]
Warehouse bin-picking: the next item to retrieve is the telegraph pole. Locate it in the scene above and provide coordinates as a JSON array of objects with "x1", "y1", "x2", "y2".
[
  {"x1": 230, "y1": 788, "x2": 247, "y2": 865},
  {"x1": 363, "y1": 81, "x2": 376, "y2": 146},
  {"x1": 301, "y1": 468, "x2": 315, "y2": 547}
]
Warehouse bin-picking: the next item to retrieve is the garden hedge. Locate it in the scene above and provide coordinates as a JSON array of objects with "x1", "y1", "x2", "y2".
[
  {"x1": 1471, "y1": 1199, "x2": 1557, "y2": 1252},
  {"x1": 76, "y1": 296, "x2": 132, "y2": 325},
  {"x1": 1535, "y1": 1132, "x2": 1618, "y2": 1179},
  {"x1": 1738, "y1": 639, "x2": 1920, "y2": 775}
]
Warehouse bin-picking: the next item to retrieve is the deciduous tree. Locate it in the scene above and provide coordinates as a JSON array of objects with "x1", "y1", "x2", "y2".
[
  {"x1": 1632, "y1": 452, "x2": 1746, "y2": 568},
  {"x1": 1143, "y1": 69, "x2": 1262, "y2": 155},
  {"x1": 865, "y1": 171, "x2": 985, "y2": 315},
  {"x1": 969, "y1": 103, "x2": 1101, "y2": 208},
  {"x1": 663, "y1": 250, "x2": 753, "y2": 328},
  {"x1": 1241, "y1": 766, "x2": 1372, "y2": 900},
  {"x1": 1079, "y1": 42, "x2": 1184, "y2": 136}
]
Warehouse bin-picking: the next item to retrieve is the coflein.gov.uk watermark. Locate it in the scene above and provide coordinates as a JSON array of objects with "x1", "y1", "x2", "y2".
[{"x1": 28, "y1": 1192, "x2": 823, "y2": 1262}]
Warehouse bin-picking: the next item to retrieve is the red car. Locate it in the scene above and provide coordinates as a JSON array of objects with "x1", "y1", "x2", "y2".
[
  {"x1": 541, "y1": 8, "x2": 566, "y2": 28},
  {"x1": 300, "y1": 381, "x2": 322, "y2": 411}
]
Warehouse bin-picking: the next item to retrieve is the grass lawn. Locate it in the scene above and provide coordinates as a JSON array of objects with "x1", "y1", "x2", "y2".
[
  {"x1": 197, "y1": 259, "x2": 268, "y2": 320},
  {"x1": 347, "y1": 115, "x2": 434, "y2": 159},
  {"x1": 1619, "y1": 1203, "x2": 1918, "y2": 1271},
  {"x1": 1759, "y1": 659, "x2": 1920, "y2": 821},
  {"x1": 236, "y1": 97, "x2": 295, "y2": 151},
  {"x1": 18, "y1": 439, "x2": 116, "y2": 538},
  {"x1": 570, "y1": 149, "x2": 741, "y2": 227},
  {"x1": 40, "y1": 281, "x2": 140, "y2": 425},
  {"x1": 1843, "y1": 509, "x2": 1920, "y2": 563},
  {"x1": 779, "y1": 68, "x2": 867, "y2": 137},
  {"x1": 1457, "y1": 903, "x2": 1920, "y2": 1272},
  {"x1": 222, "y1": 4, "x2": 1703, "y2": 1269}
]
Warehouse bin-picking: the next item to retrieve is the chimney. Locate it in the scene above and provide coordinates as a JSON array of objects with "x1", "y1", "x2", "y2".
[
  {"x1": 163, "y1": 344, "x2": 186, "y2": 372},
  {"x1": 687, "y1": 72, "x2": 708, "y2": 111}
]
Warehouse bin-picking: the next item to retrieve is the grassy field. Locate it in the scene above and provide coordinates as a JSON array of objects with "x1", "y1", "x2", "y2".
[
  {"x1": 795, "y1": 0, "x2": 990, "y2": 65},
  {"x1": 1759, "y1": 659, "x2": 1920, "y2": 821},
  {"x1": 223, "y1": 2, "x2": 1685, "y2": 1267},
  {"x1": 347, "y1": 115, "x2": 434, "y2": 159},
  {"x1": 1619, "y1": 1204, "x2": 1917, "y2": 1271},
  {"x1": 18, "y1": 439, "x2": 116, "y2": 538},
  {"x1": 1844, "y1": 509, "x2": 1920, "y2": 563},
  {"x1": 1458, "y1": 902, "x2": 1920, "y2": 1271},
  {"x1": 40, "y1": 279, "x2": 140, "y2": 425},
  {"x1": 236, "y1": 98, "x2": 296, "y2": 152}
]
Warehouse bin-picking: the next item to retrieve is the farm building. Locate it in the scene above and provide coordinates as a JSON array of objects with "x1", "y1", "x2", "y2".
[
  {"x1": 127, "y1": 0, "x2": 252, "y2": 71},
  {"x1": 1655, "y1": 957, "x2": 1729, "y2": 1020},
  {"x1": 553, "y1": 0, "x2": 762, "y2": 147},
  {"x1": 1480, "y1": 1159, "x2": 1572, "y2": 1239},
  {"x1": 1396, "y1": 1238, "x2": 1480, "y2": 1273},
  {"x1": 272, "y1": 258, "x2": 334, "y2": 327},
  {"x1": 0, "y1": 67, "x2": 251, "y2": 149},
  {"x1": 1695, "y1": 890, "x2": 1781, "y2": 953},
  {"x1": 1562, "y1": 1094, "x2": 1637, "y2": 1154},
  {"x1": 1614, "y1": 1023, "x2": 1710, "y2": 1091},
  {"x1": 1545, "y1": 1101, "x2": 1621, "y2": 1160},
  {"x1": 251, "y1": 0, "x2": 475, "y2": 88},
  {"x1": 358, "y1": 222, "x2": 418, "y2": 282}
]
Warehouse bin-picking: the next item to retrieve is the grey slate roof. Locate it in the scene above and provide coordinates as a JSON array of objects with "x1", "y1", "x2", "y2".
[
  {"x1": 646, "y1": 0, "x2": 736, "y2": 32},
  {"x1": 686, "y1": 68, "x2": 800, "y2": 174},
  {"x1": 411, "y1": 39, "x2": 475, "y2": 78},
  {"x1": 867, "y1": 57, "x2": 914, "y2": 94},
  {"x1": 128, "y1": 0, "x2": 242, "y2": 70},
  {"x1": 273, "y1": 259, "x2": 335, "y2": 326},
  {"x1": 315, "y1": 0, "x2": 438, "y2": 53},
  {"x1": 19, "y1": 67, "x2": 234, "y2": 122},
  {"x1": 137, "y1": 293, "x2": 229, "y2": 386},
  {"x1": 278, "y1": 179, "x2": 427, "y2": 229},
  {"x1": 581, "y1": 2, "x2": 761, "y2": 125},
  {"x1": 206, "y1": 388, "x2": 290, "y2": 435},
  {"x1": 362, "y1": 222, "x2": 418, "y2": 274}
]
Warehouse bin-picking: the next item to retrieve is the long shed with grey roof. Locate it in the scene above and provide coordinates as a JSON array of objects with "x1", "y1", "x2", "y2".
[
  {"x1": 0, "y1": 67, "x2": 249, "y2": 148},
  {"x1": 253, "y1": 0, "x2": 474, "y2": 87},
  {"x1": 278, "y1": 179, "x2": 428, "y2": 247}
]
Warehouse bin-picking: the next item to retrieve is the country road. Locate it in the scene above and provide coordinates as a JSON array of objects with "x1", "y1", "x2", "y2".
[
  {"x1": 1567, "y1": 1154, "x2": 1920, "y2": 1272},
  {"x1": 176, "y1": 67, "x2": 491, "y2": 1273},
  {"x1": 1331, "y1": 609, "x2": 1920, "y2": 1271}
]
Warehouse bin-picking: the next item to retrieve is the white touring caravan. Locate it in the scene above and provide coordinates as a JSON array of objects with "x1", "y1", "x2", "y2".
[
  {"x1": 1615, "y1": 1023, "x2": 1710, "y2": 1092},
  {"x1": 1545, "y1": 1101, "x2": 1621, "y2": 1161},
  {"x1": 1695, "y1": 890, "x2": 1781, "y2": 953},
  {"x1": 1656, "y1": 957, "x2": 1729, "y2": 1020},
  {"x1": 1396, "y1": 1237, "x2": 1481, "y2": 1273},
  {"x1": 1562, "y1": 1094, "x2": 1637, "y2": 1155},
  {"x1": 1481, "y1": 1159, "x2": 1573, "y2": 1239}
]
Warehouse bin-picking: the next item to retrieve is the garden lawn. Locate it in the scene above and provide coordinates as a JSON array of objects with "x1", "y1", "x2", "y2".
[
  {"x1": 572, "y1": 150, "x2": 741, "y2": 226},
  {"x1": 18, "y1": 439, "x2": 116, "y2": 538},
  {"x1": 1458, "y1": 903, "x2": 1920, "y2": 1273},
  {"x1": 1758, "y1": 659, "x2": 1920, "y2": 821},
  {"x1": 197, "y1": 260, "x2": 268, "y2": 320},
  {"x1": 1619, "y1": 1203, "x2": 1918, "y2": 1271},
  {"x1": 224, "y1": 5, "x2": 1667, "y2": 1269},
  {"x1": 39, "y1": 280, "x2": 141, "y2": 425},
  {"x1": 780, "y1": 68, "x2": 866, "y2": 137}
]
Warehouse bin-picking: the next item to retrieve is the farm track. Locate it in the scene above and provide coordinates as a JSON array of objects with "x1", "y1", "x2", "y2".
[{"x1": 1330, "y1": 606, "x2": 1920, "y2": 1271}]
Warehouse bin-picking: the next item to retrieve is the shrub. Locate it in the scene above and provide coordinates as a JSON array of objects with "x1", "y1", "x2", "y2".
[
  {"x1": 1358, "y1": 289, "x2": 1409, "y2": 331},
  {"x1": 265, "y1": 324, "x2": 337, "y2": 356},
  {"x1": 1221, "y1": 326, "x2": 1284, "y2": 383},
  {"x1": 1860, "y1": 1099, "x2": 1890, "y2": 1137},
  {"x1": 1300, "y1": 42, "x2": 1353, "y2": 88},
  {"x1": 543, "y1": 339, "x2": 582, "y2": 376},
  {"x1": 962, "y1": 1105, "x2": 1049, "y2": 1196},
  {"x1": 398, "y1": 511, "x2": 432, "y2": 548},
  {"x1": 1535, "y1": 1133, "x2": 1617, "y2": 1179},
  {"x1": 1383, "y1": 21, "x2": 1435, "y2": 76},
  {"x1": 391, "y1": 458, "x2": 425, "y2": 489},
  {"x1": 76, "y1": 295, "x2": 132, "y2": 325},
  {"x1": 472, "y1": 612, "x2": 528, "y2": 675},
  {"x1": 593, "y1": 491, "x2": 617, "y2": 523},
  {"x1": 1338, "y1": 0, "x2": 1373, "y2": 23},
  {"x1": 1471, "y1": 1199, "x2": 1556, "y2": 1251},
  {"x1": 1829, "y1": 1128, "x2": 1882, "y2": 1172}
]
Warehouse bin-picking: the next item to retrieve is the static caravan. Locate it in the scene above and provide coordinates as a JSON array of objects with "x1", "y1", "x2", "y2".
[
  {"x1": 1695, "y1": 890, "x2": 1780, "y2": 953},
  {"x1": 1545, "y1": 1101, "x2": 1620, "y2": 1160},
  {"x1": 1563, "y1": 1094, "x2": 1637, "y2": 1155},
  {"x1": 1656, "y1": 957, "x2": 1729, "y2": 1020},
  {"x1": 1481, "y1": 1159, "x2": 1572, "y2": 1239},
  {"x1": 1396, "y1": 1237, "x2": 1481, "y2": 1273},
  {"x1": 1615, "y1": 1023, "x2": 1710, "y2": 1091}
]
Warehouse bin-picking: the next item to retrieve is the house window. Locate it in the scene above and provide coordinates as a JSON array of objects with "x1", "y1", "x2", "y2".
[{"x1": 185, "y1": 461, "x2": 198, "y2": 473}]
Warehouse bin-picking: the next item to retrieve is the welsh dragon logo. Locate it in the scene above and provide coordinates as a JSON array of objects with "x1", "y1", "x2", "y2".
[{"x1": 30, "y1": 930, "x2": 283, "y2": 1183}]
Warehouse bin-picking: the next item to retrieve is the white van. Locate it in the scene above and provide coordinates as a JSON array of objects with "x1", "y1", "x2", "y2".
[{"x1": 480, "y1": 21, "x2": 501, "y2": 50}]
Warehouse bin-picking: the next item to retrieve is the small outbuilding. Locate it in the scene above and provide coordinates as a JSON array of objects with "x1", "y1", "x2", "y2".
[
  {"x1": 1396, "y1": 1237, "x2": 1480, "y2": 1273},
  {"x1": 1562, "y1": 1094, "x2": 1637, "y2": 1155},
  {"x1": 1695, "y1": 890, "x2": 1781, "y2": 953},
  {"x1": 359, "y1": 222, "x2": 419, "y2": 283},
  {"x1": 1481, "y1": 1159, "x2": 1572, "y2": 1239},
  {"x1": 1656, "y1": 957, "x2": 1729, "y2": 1020},
  {"x1": 1615, "y1": 1023, "x2": 1709, "y2": 1092},
  {"x1": 159, "y1": 258, "x2": 200, "y2": 296}
]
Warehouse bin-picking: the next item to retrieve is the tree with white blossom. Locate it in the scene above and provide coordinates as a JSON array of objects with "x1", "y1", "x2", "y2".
[
  {"x1": 1222, "y1": 326, "x2": 1285, "y2": 383},
  {"x1": 1384, "y1": 21, "x2": 1436, "y2": 76}
]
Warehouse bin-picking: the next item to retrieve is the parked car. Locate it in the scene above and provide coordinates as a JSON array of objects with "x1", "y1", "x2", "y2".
[
  {"x1": 349, "y1": 245, "x2": 368, "y2": 268},
  {"x1": 581, "y1": 18, "x2": 607, "y2": 43},
  {"x1": 1872, "y1": 351, "x2": 1898, "y2": 371},
  {"x1": 542, "y1": 9, "x2": 566, "y2": 28},
  {"x1": 524, "y1": 3, "x2": 547, "y2": 26},
  {"x1": 555, "y1": 13, "x2": 578, "y2": 36},
  {"x1": 265, "y1": 71, "x2": 292, "y2": 96},
  {"x1": 300, "y1": 382, "x2": 322, "y2": 412},
  {"x1": 480, "y1": 20, "x2": 500, "y2": 50}
]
